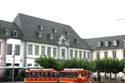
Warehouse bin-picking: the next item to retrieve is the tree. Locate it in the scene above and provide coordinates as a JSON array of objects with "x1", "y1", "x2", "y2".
[
  {"x1": 35, "y1": 56, "x2": 62, "y2": 70},
  {"x1": 63, "y1": 58, "x2": 79, "y2": 68}
]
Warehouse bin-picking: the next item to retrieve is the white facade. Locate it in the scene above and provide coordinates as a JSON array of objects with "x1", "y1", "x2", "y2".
[
  {"x1": 92, "y1": 48, "x2": 124, "y2": 60},
  {"x1": 5, "y1": 39, "x2": 125, "y2": 68},
  {"x1": 21, "y1": 41, "x2": 91, "y2": 67},
  {"x1": 6, "y1": 38, "x2": 23, "y2": 67}
]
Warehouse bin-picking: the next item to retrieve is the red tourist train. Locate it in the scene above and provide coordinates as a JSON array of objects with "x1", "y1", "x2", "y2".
[{"x1": 24, "y1": 68, "x2": 91, "y2": 83}]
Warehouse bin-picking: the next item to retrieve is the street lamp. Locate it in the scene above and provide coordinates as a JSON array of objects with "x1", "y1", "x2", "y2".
[
  {"x1": 12, "y1": 51, "x2": 15, "y2": 83},
  {"x1": 123, "y1": 67, "x2": 125, "y2": 83}
]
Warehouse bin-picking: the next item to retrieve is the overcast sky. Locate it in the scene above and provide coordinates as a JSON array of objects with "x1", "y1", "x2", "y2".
[{"x1": 0, "y1": 0, "x2": 125, "y2": 39}]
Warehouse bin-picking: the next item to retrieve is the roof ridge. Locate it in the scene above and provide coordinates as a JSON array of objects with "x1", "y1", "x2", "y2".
[
  {"x1": 17, "y1": 13, "x2": 71, "y2": 27},
  {"x1": 86, "y1": 35, "x2": 125, "y2": 40}
]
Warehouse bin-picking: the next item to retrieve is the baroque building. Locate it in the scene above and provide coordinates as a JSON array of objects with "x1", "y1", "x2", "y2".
[
  {"x1": 0, "y1": 13, "x2": 91, "y2": 69},
  {"x1": 0, "y1": 13, "x2": 125, "y2": 70}
]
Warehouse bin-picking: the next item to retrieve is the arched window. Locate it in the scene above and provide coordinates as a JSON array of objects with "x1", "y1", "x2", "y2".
[
  {"x1": 104, "y1": 41, "x2": 110, "y2": 47},
  {"x1": 112, "y1": 40, "x2": 118, "y2": 46},
  {"x1": 96, "y1": 41, "x2": 102, "y2": 47}
]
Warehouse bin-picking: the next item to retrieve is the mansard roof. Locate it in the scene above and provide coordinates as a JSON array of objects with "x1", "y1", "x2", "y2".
[
  {"x1": 13, "y1": 13, "x2": 91, "y2": 49},
  {"x1": 86, "y1": 35, "x2": 125, "y2": 50}
]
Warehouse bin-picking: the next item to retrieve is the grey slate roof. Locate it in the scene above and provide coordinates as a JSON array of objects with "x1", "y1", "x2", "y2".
[
  {"x1": 13, "y1": 13, "x2": 91, "y2": 49},
  {"x1": 0, "y1": 20, "x2": 21, "y2": 38},
  {"x1": 86, "y1": 35, "x2": 125, "y2": 50}
]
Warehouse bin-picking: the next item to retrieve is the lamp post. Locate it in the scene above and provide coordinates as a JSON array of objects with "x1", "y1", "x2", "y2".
[
  {"x1": 12, "y1": 51, "x2": 15, "y2": 83},
  {"x1": 123, "y1": 67, "x2": 125, "y2": 83}
]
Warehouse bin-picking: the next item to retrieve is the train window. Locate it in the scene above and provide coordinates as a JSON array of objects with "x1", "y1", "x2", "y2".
[
  {"x1": 40, "y1": 72, "x2": 44, "y2": 77},
  {"x1": 26, "y1": 73, "x2": 31, "y2": 77}
]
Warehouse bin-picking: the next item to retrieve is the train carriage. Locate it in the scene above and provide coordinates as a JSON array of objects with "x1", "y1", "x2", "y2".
[
  {"x1": 59, "y1": 68, "x2": 91, "y2": 83},
  {"x1": 24, "y1": 68, "x2": 58, "y2": 83}
]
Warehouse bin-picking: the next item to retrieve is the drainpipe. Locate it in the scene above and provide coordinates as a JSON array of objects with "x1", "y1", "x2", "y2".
[
  {"x1": 23, "y1": 41, "x2": 27, "y2": 68},
  {"x1": 3, "y1": 39, "x2": 7, "y2": 79}
]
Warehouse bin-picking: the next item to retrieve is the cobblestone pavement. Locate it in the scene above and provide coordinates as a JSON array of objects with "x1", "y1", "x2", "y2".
[
  {"x1": 92, "y1": 80, "x2": 125, "y2": 83},
  {"x1": 0, "y1": 82, "x2": 24, "y2": 83}
]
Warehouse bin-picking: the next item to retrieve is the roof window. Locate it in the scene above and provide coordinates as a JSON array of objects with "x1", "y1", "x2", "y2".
[
  {"x1": 73, "y1": 38, "x2": 79, "y2": 44},
  {"x1": 112, "y1": 40, "x2": 118, "y2": 46},
  {"x1": 13, "y1": 30, "x2": 18, "y2": 37},
  {"x1": 64, "y1": 31, "x2": 70, "y2": 36},
  {"x1": 97, "y1": 41, "x2": 102, "y2": 47},
  {"x1": 4, "y1": 29, "x2": 11, "y2": 36},
  {"x1": 47, "y1": 33, "x2": 53, "y2": 39},
  {"x1": 38, "y1": 25, "x2": 44, "y2": 31},
  {"x1": 52, "y1": 28, "x2": 57, "y2": 33},
  {"x1": 35, "y1": 32, "x2": 42, "y2": 39},
  {"x1": 104, "y1": 41, "x2": 110, "y2": 47}
]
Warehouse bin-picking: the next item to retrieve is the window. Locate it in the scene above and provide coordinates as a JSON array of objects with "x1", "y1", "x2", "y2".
[
  {"x1": 53, "y1": 48, "x2": 57, "y2": 57},
  {"x1": 15, "y1": 45, "x2": 20, "y2": 55},
  {"x1": 28, "y1": 64, "x2": 32, "y2": 66},
  {"x1": 79, "y1": 51, "x2": 82, "y2": 58},
  {"x1": 5, "y1": 29, "x2": 11, "y2": 36},
  {"x1": 87, "y1": 52, "x2": 91, "y2": 59},
  {"x1": 83, "y1": 51, "x2": 86, "y2": 59},
  {"x1": 113, "y1": 40, "x2": 118, "y2": 46},
  {"x1": 47, "y1": 33, "x2": 53, "y2": 40},
  {"x1": 73, "y1": 39, "x2": 79, "y2": 44},
  {"x1": 112, "y1": 51, "x2": 116, "y2": 58},
  {"x1": 28, "y1": 44, "x2": 33, "y2": 55},
  {"x1": 14, "y1": 63, "x2": 19, "y2": 66},
  {"x1": 96, "y1": 52, "x2": 100, "y2": 59},
  {"x1": 61, "y1": 49, "x2": 65, "y2": 59},
  {"x1": 34, "y1": 64, "x2": 39, "y2": 66},
  {"x1": 52, "y1": 28, "x2": 57, "y2": 33},
  {"x1": 64, "y1": 31, "x2": 70, "y2": 36},
  {"x1": 97, "y1": 42, "x2": 102, "y2": 47},
  {"x1": 7, "y1": 44, "x2": 12, "y2": 55},
  {"x1": 75, "y1": 50, "x2": 78, "y2": 58},
  {"x1": 35, "y1": 45, "x2": 39, "y2": 55},
  {"x1": 6, "y1": 63, "x2": 11, "y2": 66},
  {"x1": 47, "y1": 47, "x2": 51, "y2": 56},
  {"x1": 0, "y1": 42, "x2": 1, "y2": 55},
  {"x1": 104, "y1": 52, "x2": 108, "y2": 58},
  {"x1": 104, "y1": 41, "x2": 110, "y2": 47},
  {"x1": 38, "y1": 25, "x2": 44, "y2": 31},
  {"x1": 38, "y1": 32, "x2": 42, "y2": 38},
  {"x1": 13, "y1": 30, "x2": 18, "y2": 37},
  {"x1": 123, "y1": 50, "x2": 125, "y2": 58},
  {"x1": 41, "y1": 46, "x2": 45, "y2": 55},
  {"x1": 62, "y1": 39, "x2": 65, "y2": 44},
  {"x1": 70, "y1": 50, "x2": 73, "y2": 58}
]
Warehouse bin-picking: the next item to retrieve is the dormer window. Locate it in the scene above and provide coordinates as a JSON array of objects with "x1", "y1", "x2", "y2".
[
  {"x1": 47, "y1": 33, "x2": 53, "y2": 39},
  {"x1": 104, "y1": 41, "x2": 110, "y2": 47},
  {"x1": 73, "y1": 38, "x2": 79, "y2": 44},
  {"x1": 113, "y1": 40, "x2": 118, "y2": 46},
  {"x1": 13, "y1": 30, "x2": 18, "y2": 37},
  {"x1": 97, "y1": 41, "x2": 102, "y2": 47},
  {"x1": 64, "y1": 31, "x2": 70, "y2": 36},
  {"x1": 38, "y1": 32, "x2": 42, "y2": 38},
  {"x1": 5, "y1": 29, "x2": 11, "y2": 36},
  {"x1": 52, "y1": 28, "x2": 57, "y2": 33},
  {"x1": 62, "y1": 39, "x2": 65, "y2": 43},
  {"x1": 35, "y1": 32, "x2": 42, "y2": 39},
  {"x1": 38, "y1": 25, "x2": 44, "y2": 31}
]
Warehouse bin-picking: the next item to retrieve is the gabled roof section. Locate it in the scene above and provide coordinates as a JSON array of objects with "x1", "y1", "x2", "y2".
[
  {"x1": 0, "y1": 20, "x2": 18, "y2": 29},
  {"x1": 13, "y1": 13, "x2": 90, "y2": 49},
  {"x1": 86, "y1": 35, "x2": 125, "y2": 50},
  {"x1": 0, "y1": 20, "x2": 21, "y2": 39}
]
